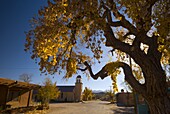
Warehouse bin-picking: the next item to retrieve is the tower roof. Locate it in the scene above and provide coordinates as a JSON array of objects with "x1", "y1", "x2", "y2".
[{"x1": 77, "y1": 75, "x2": 81, "y2": 78}]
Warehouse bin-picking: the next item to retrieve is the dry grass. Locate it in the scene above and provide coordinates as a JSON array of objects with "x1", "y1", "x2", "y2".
[{"x1": 25, "y1": 109, "x2": 49, "y2": 114}]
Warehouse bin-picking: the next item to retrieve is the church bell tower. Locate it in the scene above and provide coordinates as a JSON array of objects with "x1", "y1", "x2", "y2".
[{"x1": 75, "y1": 75, "x2": 83, "y2": 102}]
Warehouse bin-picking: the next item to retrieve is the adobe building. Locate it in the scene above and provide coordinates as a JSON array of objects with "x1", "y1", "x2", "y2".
[
  {"x1": 56, "y1": 75, "x2": 83, "y2": 102},
  {"x1": 0, "y1": 78, "x2": 40, "y2": 109},
  {"x1": 116, "y1": 89, "x2": 135, "y2": 106}
]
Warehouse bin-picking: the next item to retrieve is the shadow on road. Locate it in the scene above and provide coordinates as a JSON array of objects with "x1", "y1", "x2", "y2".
[
  {"x1": 112, "y1": 107, "x2": 134, "y2": 114},
  {"x1": 99, "y1": 102, "x2": 112, "y2": 105}
]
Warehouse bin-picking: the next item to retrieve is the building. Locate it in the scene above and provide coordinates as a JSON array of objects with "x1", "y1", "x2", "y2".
[
  {"x1": 0, "y1": 78, "x2": 40, "y2": 109},
  {"x1": 56, "y1": 75, "x2": 83, "y2": 102},
  {"x1": 116, "y1": 89, "x2": 135, "y2": 107}
]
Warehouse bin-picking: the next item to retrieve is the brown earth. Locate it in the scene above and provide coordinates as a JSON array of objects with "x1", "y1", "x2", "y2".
[{"x1": 48, "y1": 100, "x2": 134, "y2": 114}]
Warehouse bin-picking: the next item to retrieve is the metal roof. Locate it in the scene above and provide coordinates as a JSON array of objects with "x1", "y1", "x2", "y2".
[{"x1": 57, "y1": 86, "x2": 75, "y2": 92}]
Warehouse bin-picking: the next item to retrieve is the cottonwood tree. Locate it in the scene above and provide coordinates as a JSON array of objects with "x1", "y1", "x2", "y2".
[
  {"x1": 38, "y1": 78, "x2": 60, "y2": 107},
  {"x1": 82, "y1": 87, "x2": 93, "y2": 101},
  {"x1": 25, "y1": 0, "x2": 170, "y2": 113}
]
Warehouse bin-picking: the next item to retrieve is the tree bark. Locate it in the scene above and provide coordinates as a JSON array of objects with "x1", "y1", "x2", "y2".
[
  {"x1": 141, "y1": 67, "x2": 170, "y2": 114},
  {"x1": 145, "y1": 95, "x2": 170, "y2": 114}
]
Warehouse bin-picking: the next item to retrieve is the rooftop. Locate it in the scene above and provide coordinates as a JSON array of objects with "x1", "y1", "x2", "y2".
[
  {"x1": 0, "y1": 78, "x2": 40, "y2": 90},
  {"x1": 57, "y1": 86, "x2": 75, "y2": 92}
]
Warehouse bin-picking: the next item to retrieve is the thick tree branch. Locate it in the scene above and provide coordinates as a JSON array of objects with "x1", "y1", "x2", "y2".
[
  {"x1": 147, "y1": 35, "x2": 163, "y2": 71},
  {"x1": 103, "y1": 1, "x2": 159, "y2": 48},
  {"x1": 104, "y1": 23, "x2": 148, "y2": 71},
  {"x1": 109, "y1": 21, "x2": 122, "y2": 27},
  {"x1": 79, "y1": 61, "x2": 145, "y2": 94},
  {"x1": 83, "y1": 61, "x2": 108, "y2": 80},
  {"x1": 123, "y1": 32, "x2": 133, "y2": 39},
  {"x1": 99, "y1": 3, "x2": 152, "y2": 70},
  {"x1": 108, "y1": 3, "x2": 137, "y2": 35},
  {"x1": 102, "y1": 5, "x2": 153, "y2": 75},
  {"x1": 102, "y1": 4, "x2": 138, "y2": 36},
  {"x1": 104, "y1": 23, "x2": 132, "y2": 55},
  {"x1": 77, "y1": 67, "x2": 88, "y2": 71},
  {"x1": 102, "y1": 2, "x2": 153, "y2": 57},
  {"x1": 121, "y1": 62, "x2": 146, "y2": 94}
]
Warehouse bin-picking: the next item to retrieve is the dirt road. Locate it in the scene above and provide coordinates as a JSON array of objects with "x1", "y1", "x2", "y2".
[{"x1": 48, "y1": 100, "x2": 134, "y2": 114}]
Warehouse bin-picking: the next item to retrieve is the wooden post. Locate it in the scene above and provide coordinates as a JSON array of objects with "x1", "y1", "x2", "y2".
[
  {"x1": 27, "y1": 90, "x2": 32, "y2": 107},
  {"x1": 4, "y1": 86, "x2": 9, "y2": 109}
]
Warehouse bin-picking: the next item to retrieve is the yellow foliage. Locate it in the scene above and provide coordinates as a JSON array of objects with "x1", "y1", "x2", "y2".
[
  {"x1": 105, "y1": 62, "x2": 121, "y2": 92},
  {"x1": 25, "y1": 0, "x2": 107, "y2": 77},
  {"x1": 65, "y1": 58, "x2": 77, "y2": 78},
  {"x1": 38, "y1": 78, "x2": 60, "y2": 106},
  {"x1": 25, "y1": 0, "x2": 169, "y2": 90},
  {"x1": 82, "y1": 87, "x2": 93, "y2": 101}
]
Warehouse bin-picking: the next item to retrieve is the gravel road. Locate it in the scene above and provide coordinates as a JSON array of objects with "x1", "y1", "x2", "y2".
[{"x1": 48, "y1": 100, "x2": 134, "y2": 114}]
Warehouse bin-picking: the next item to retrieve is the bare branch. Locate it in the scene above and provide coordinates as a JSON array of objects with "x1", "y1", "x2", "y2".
[{"x1": 19, "y1": 73, "x2": 32, "y2": 83}]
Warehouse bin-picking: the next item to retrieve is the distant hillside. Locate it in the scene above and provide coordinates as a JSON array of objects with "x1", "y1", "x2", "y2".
[
  {"x1": 92, "y1": 90, "x2": 104, "y2": 94},
  {"x1": 92, "y1": 90, "x2": 106, "y2": 100}
]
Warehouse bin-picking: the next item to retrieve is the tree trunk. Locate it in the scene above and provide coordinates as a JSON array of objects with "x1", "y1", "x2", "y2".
[
  {"x1": 130, "y1": 46, "x2": 170, "y2": 114},
  {"x1": 140, "y1": 66, "x2": 170, "y2": 114},
  {"x1": 145, "y1": 95, "x2": 170, "y2": 114}
]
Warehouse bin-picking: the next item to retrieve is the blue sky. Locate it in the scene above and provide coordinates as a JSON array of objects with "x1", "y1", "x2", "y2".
[{"x1": 0, "y1": 0, "x2": 126, "y2": 92}]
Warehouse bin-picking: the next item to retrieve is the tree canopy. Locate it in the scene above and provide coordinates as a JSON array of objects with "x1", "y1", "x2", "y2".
[
  {"x1": 25, "y1": 0, "x2": 169, "y2": 91},
  {"x1": 25, "y1": 1, "x2": 170, "y2": 113}
]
